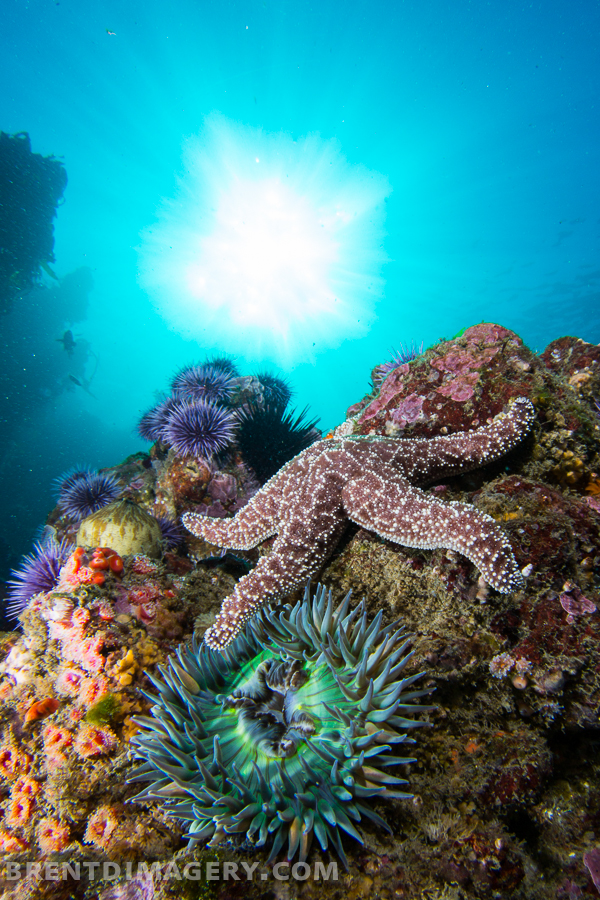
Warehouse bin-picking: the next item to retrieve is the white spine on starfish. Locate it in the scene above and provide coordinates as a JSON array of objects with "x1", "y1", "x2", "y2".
[{"x1": 183, "y1": 397, "x2": 535, "y2": 650}]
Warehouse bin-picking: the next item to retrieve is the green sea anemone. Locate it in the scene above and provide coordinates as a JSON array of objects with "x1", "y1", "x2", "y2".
[{"x1": 129, "y1": 585, "x2": 431, "y2": 867}]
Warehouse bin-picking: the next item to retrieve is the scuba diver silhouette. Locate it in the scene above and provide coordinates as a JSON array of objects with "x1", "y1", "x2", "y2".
[
  {"x1": 56, "y1": 330, "x2": 76, "y2": 356},
  {"x1": 68, "y1": 351, "x2": 99, "y2": 399}
]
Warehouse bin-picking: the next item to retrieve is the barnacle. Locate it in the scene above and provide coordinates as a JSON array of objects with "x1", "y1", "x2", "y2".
[{"x1": 76, "y1": 500, "x2": 163, "y2": 558}]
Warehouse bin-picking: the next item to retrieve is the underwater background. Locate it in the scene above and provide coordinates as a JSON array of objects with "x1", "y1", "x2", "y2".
[
  {"x1": 1, "y1": 0, "x2": 599, "y2": 613},
  {"x1": 3, "y1": 3, "x2": 600, "y2": 895}
]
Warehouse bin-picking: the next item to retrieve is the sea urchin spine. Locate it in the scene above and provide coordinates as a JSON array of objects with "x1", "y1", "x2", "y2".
[
  {"x1": 6, "y1": 537, "x2": 73, "y2": 618},
  {"x1": 170, "y1": 363, "x2": 235, "y2": 405},
  {"x1": 57, "y1": 470, "x2": 122, "y2": 522},
  {"x1": 163, "y1": 399, "x2": 236, "y2": 460}
]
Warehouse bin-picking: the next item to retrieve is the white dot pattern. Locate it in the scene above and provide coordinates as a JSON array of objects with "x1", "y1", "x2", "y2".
[{"x1": 182, "y1": 397, "x2": 535, "y2": 649}]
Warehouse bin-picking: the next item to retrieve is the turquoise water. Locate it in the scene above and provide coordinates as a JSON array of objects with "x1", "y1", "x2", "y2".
[{"x1": 1, "y1": 0, "x2": 599, "y2": 589}]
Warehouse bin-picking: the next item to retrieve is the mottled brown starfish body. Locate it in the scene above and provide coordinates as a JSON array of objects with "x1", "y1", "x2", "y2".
[{"x1": 183, "y1": 397, "x2": 535, "y2": 649}]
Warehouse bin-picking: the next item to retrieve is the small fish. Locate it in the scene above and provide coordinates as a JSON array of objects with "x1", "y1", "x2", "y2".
[{"x1": 57, "y1": 330, "x2": 76, "y2": 356}]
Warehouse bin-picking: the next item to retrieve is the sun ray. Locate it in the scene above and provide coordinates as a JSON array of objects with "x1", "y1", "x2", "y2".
[{"x1": 137, "y1": 113, "x2": 391, "y2": 364}]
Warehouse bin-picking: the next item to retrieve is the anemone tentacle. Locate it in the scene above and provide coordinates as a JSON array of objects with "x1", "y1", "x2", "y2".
[{"x1": 129, "y1": 584, "x2": 432, "y2": 867}]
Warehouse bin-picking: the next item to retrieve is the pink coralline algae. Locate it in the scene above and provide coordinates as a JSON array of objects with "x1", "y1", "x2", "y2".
[
  {"x1": 428, "y1": 325, "x2": 514, "y2": 404},
  {"x1": 559, "y1": 583, "x2": 597, "y2": 624},
  {"x1": 389, "y1": 393, "x2": 427, "y2": 428},
  {"x1": 360, "y1": 364, "x2": 410, "y2": 422},
  {"x1": 192, "y1": 471, "x2": 247, "y2": 518},
  {"x1": 431, "y1": 336, "x2": 500, "y2": 403},
  {"x1": 207, "y1": 472, "x2": 238, "y2": 503},
  {"x1": 585, "y1": 495, "x2": 600, "y2": 515},
  {"x1": 357, "y1": 323, "x2": 531, "y2": 434},
  {"x1": 434, "y1": 367, "x2": 480, "y2": 402}
]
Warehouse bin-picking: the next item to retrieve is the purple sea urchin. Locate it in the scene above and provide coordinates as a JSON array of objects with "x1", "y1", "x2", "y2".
[
  {"x1": 58, "y1": 470, "x2": 122, "y2": 522},
  {"x1": 373, "y1": 342, "x2": 424, "y2": 386},
  {"x1": 137, "y1": 396, "x2": 179, "y2": 443},
  {"x1": 255, "y1": 370, "x2": 293, "y2": 407},
  {"x1": 163, "y1": 399, "x2": 236, "y2": 460},
  {"x1": 129, "y1": 584, "x2": 430, "y2": 867},
  {"x1": 6, "y1": 536, "x2": 73, "y2": 617},
  {"x1": 53, "y1": 465, "x2": 95, "y2": 497},
  {"x1": 204, "y1": 354, "x2": 239, "y2": 376},
  {"x1": 153, "y1": 515, "x2": 185, "y2": 549},
  {"x1": 170, "y1": 363, "x2": 234, "y2": 405}
]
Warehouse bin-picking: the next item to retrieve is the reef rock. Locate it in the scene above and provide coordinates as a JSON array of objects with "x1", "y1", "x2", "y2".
[{"x1": 2, "y1": 323, "x2": 600, "y2": 900}]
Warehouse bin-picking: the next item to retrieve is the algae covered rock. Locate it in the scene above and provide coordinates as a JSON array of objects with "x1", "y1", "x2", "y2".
[{"x1": 76, "y1": 499, "x2": 163, "y2": 557}]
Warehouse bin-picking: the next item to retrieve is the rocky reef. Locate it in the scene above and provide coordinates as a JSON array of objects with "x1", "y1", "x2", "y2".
[{"x1": 1, "y1": 323, "x2": 599, "y2": 899}]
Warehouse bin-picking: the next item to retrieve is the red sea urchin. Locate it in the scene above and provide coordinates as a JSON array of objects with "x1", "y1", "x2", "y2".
[{"x1": 235, "y1": 399, "x2": 320, "y2": 483}]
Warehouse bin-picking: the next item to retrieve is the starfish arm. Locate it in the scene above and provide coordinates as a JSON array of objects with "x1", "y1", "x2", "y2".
[
  {"x1": 391, "y1": 397, "x2": 535, "y2": 483},
  {"x1": 203, "y1": 521, "x2": 345, "y2": 649},
  {"x1": 342, "y1": 472, "x2": 524, "y2": 593},
  {"x1": 181, "y1": 443, "x2": 325, "y2": 550},
  {"x1": 181, "y1": 485, "x2": 282, "y2": 550}
]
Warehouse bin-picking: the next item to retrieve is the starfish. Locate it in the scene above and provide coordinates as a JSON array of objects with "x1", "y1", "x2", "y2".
[{"x1": 183, "y1": 397, "x2": 535, "y2": 649}]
